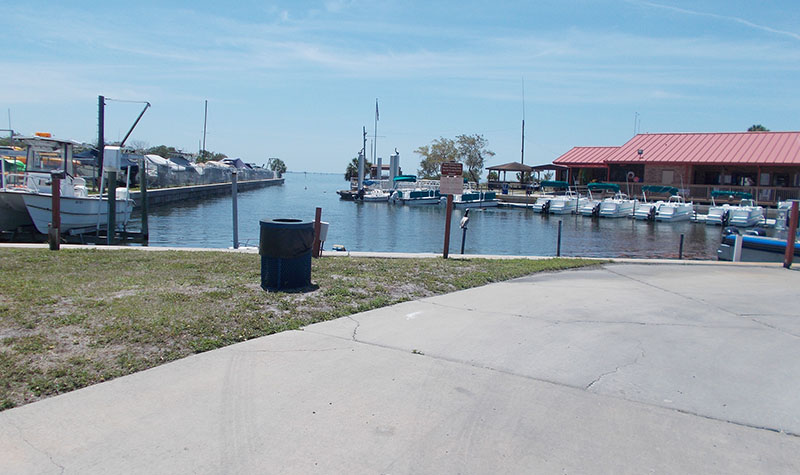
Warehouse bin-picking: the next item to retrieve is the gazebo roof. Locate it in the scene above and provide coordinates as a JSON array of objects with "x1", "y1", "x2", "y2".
[{"x1": 487, "y1": 161, "x2": 534, "y2": 172}]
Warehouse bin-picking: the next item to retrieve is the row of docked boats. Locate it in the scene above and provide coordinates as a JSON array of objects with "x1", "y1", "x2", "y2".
[
  {"x1": 528, "y1": 182, "x2": 775, "y2": 227},
  {"x1": 339, "y1": 175, "x2": 500, "y2": 209},
  {"x1": 0, "y1": 135, "x2": 134, "y2": 235}
]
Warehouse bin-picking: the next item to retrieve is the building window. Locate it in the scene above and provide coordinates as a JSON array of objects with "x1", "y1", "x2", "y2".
[{"x1": 661, "y1": 170, "x2": 674, "y2": 184}]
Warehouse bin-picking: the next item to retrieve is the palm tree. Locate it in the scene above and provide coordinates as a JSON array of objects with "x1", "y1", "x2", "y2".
[{"x1": 747, "y1": 124, "x2": 769, "y2": 132}]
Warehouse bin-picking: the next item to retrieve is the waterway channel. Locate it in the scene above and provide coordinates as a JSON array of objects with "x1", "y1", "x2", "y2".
[{"x1": 136, "y1": 172, "x2": 726, "y2": 259}]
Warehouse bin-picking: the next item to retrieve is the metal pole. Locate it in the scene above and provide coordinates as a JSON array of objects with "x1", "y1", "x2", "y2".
[
  {"x1": 784, "y1": 201, "x2": 799, "y2": 269},
  {"x1": 313, "y1": 207, "x2": 322, "y2": 258},
  {"x1": 679, "y1": 234, "x2": 684, "y2": 259},
  {"x1": 443, "y1": 195, "x2": 453, "y2": 258},
  {"x1": 556, "y1": 220, "x2": 562, "y2": 257},
  {"x1": 460, "y1": 226, "x2": 467, "y2": 254},
  {"x1": 97, "y1": 96, "x2": 105, "y2": 192},
  {"x1": 232, "y1": 170, "x2": 238, "y2": 249}
]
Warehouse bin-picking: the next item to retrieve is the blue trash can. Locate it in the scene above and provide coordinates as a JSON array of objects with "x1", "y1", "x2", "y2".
[{"x1": 259, "y1": 219, "x2": 314, "y2": 290}]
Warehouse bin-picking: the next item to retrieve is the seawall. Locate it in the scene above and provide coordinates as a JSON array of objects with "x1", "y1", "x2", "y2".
[{"x1": 130, "y1": 178, "x2": 284, "y2": 208}]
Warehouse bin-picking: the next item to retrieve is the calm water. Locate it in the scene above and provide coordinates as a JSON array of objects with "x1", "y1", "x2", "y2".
[{"x1": 137, "y1": 172, "x2": 724, "y2": 259}]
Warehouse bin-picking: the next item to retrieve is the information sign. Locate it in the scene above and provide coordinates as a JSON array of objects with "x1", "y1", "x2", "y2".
[
  {"x1": 439, "y1": 175, "x2": 463, "y2": 195},
  {"x1": 441, "y1": 162, "x2": 463, "y2": 177}
]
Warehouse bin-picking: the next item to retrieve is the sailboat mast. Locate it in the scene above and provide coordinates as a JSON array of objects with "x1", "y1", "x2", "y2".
[
  {"x1": 373, "y1": 99, "x2": 379, "y2": 172},
  {"x1": 202, "y1": 100, "x2": 208, "y2": 156},
  {"x1": 520, "y1": 78, "x2": 526, "y2": 165}
]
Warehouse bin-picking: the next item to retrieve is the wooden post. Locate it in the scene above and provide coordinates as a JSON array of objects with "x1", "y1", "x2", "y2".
[
  {"x1": 679, "y1": 234, "x2": 684, "y2": 259},
  {"x1": 784, "y1": 201, "x2": 799, "y2": 269},
  {"x1": 49, "y1": 172, "x2": 62, "y2": 250},
  {"x1": 107, "y1": 171, "x2": 117, "y2": 245},
  {"x1": 312, "y1": 207, "x2": 322, "y2": 258},
  {"x1": 556, "y1": 220, "x2": 562, "y2": 257},
  {"x1": 443, "y1": 195, "x2": 453, "y2": 258},
  {"x1": 140, "y1": 156, "x2": 149, "y2": 245}
]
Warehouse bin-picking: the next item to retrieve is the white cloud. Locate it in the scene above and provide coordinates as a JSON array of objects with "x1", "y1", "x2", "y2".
[{"x1": 629, "y1": 0, "x2": 800, "y2": 41}]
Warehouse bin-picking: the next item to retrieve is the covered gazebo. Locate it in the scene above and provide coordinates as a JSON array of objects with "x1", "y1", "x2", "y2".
[{"x1": 487, "y1": 161, "x2": 534, "y2": 182}]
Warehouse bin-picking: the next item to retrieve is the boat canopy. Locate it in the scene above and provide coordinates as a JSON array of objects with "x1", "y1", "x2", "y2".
[
  {"x1": 393, "y1": 175, "x2": 417, "y2": 182},
  {"x1": 642, "y1": 185, "x2": 679, "y2": 195},
  {"x1": 540, "y1": 180, "x2": 569, "y2": 189},
  {"x1": 587, "y1": 182, "x2": 620, "y2": 192},
  {"x1": 711, "y1": 190, "x2": 752, "y2": 199}
]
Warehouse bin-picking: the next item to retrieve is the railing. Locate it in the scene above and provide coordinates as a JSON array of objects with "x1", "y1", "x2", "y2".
[{"x1": 492, "y1": 180, "x2": 800, "y2": 206}]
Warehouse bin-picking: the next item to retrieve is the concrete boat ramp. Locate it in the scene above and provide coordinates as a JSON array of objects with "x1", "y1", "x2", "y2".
[{"x1": 2, "y1": 262, "x2": 799, "y2": 473}]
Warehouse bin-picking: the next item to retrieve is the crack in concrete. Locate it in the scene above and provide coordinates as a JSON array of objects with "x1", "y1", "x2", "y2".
[
  {"x1": 6, "y1": 418, "x2": 65, "y2": 474},
  {"x1": 345, "y1": 316, "x2": 361, "y2": 341},
  {"x1": 585, "y1": 343, "x2": 646, "y2": 391},
  {"x1": 310, "y1": 330, "x2": 800, "y2": 438},
  {"x1": 749, "y1": 318, "x2": 800, "y2": 339}
]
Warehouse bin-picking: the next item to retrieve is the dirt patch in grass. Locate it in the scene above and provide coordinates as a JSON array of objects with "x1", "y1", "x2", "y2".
[{"x1": 0, "y1": 247, "x2": 602, "y2": 409}]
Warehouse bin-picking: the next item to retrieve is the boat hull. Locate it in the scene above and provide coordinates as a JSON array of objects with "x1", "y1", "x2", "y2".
[
  {"x1": 452, "y1": 199, "x2": 499, "y2": 209},
  {"x1": 598, "y1": 200, "x2": 635, "y2": 218},
  {"x1": 718, "y1": 234, "x2": 800, "y2": 262},
  {"x1": 0, "y1": 189, "x2": 34, "y2": 231},
  {"x1": 22, "y1": 193, "x2": 134, "y2": 234}
]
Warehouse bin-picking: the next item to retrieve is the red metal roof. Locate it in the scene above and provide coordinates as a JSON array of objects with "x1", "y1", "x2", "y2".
[
  {"x1": 553, "y1": 146, "x2": 618, "y2": 168},
  {"x1": 606, "y1": 132, "x2": 800, "y2": 166}
]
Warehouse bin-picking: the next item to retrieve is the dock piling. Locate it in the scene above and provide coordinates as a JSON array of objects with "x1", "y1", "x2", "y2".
[
  {"x1": 784, "y1": 201, "x2": 799, "y2": 269},
  {"x1": 679, "y1": 234, "x2": 684, "y2": 259},
  {"x1": 556, "y1": 220, "x2": 562, "y2": 257},
  {"x1": 232, "y1": 170, "x2": 239, "y2": 249}
]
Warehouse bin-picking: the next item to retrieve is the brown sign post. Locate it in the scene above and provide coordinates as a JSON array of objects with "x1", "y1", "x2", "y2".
[
  {"x1": 441, "y1": 162, "x2": 463, "y2": 259},
  {"x1": 784, "y1": 201, "x2": 799, "y2": 269}
]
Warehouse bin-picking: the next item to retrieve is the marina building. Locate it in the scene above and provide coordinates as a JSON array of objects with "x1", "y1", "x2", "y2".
[{"x1": 553, "y1": 131, "x2": 800, "y2": 204}]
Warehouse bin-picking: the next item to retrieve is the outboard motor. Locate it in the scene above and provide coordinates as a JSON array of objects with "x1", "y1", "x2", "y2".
[
  {"x1": 721, "y1": 210, "x2": 730, "y2": 226},
  {"x1": 747, "y1": 227, "x2": 767, "y2": 236},
  {"x1": 592, "y1": 202, "x2": 601, "y2": 217},
  {"x1": 647, "y1": 205, "x2": 657, "y2": 221},
  {"x1": 723, "y1": 226, "x2": 740, "y2": 236},
  {"x1": 543, "y1": 200, "x2": 551, "y2": 215}
]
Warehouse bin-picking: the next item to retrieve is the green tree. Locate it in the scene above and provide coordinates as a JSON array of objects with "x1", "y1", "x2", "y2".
[
  {"x1": 196, "y1": 150, "x2": 227, "y2": 163},
  {"x1": 146, "y1": 145, "x2": 179, "y2": 158},
  {"x1": 415, "y1": 137, "x2": 458, "y2": 179},
  {"x1": 487, "y1": 171, "x2": 499, "y2": 181},
  {"x1": 456, "y1": 134, "x2": 494, "y2": 183},
  {"x1": 747, "y1": 124, "x2": 769, "y2": 132},
  {"x1": 267, "y1": 157, "x2": 287, "y2": 177},
  {"x1": 344, "y1": 156, "x2": 372, "y2": 181},
  {"x1": 516, "y1": 171, "x2": 532, "y2": 183}
]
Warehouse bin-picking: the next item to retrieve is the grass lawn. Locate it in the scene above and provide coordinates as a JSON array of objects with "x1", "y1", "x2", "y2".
[{"x1": 0, "y1": 248, "x2": 602, "y2": 410}]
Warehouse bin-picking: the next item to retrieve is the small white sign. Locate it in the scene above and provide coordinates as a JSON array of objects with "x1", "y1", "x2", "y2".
[{"x1": 439, "y1": 175, "x2": 463, "y2": 195}]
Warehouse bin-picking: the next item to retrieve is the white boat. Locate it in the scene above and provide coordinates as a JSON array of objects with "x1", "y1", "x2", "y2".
[
  {"x1": 599, "y1": 194, "x2": 637, "y2": 218},
  {"x1": 633, "y1": 186, "x2": 684, "y2": 221},
  {"x1": 579, "y1": 183, "x2": 625, "y2": 217},
  {"x1": 531, "y1": 180, "x2": 586, "y2": 214},
  {"x1": 361, "y1": 189, "x2": 391, "y2": 202},
  {"x1": 3, "y1": 136, "x2": 135, "y2": 235},
  {"x1": 23, "y1": 185, "x2": 135, "y2": 234},
  {"x1": 452, "y1": 190, "x2": 499, "y2": 209},
  {"x1": 655, "y1": 195, "x2": 694, "y2": 222},
  {"x1": 391, "y1": 187, "x2": 441, "y2": 205},
  {"x1": 390, "y1": 175, "x2": 441, "y2": 205},
  {"x1": 548, "y1": 190, "x2": 587, "y2": 214},
  {"x1": 705, "y1": 191, "x2": 763, "y2": 227}
]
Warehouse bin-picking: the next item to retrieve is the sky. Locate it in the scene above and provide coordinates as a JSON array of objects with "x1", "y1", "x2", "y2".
[{"x1": 2, "y1": 0, "x2": 799, "y2": 174}]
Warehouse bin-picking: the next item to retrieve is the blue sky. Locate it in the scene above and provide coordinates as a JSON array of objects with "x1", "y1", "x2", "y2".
[{"x1": 3, "y1": 1, "x2": 799, "y2": 174}]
